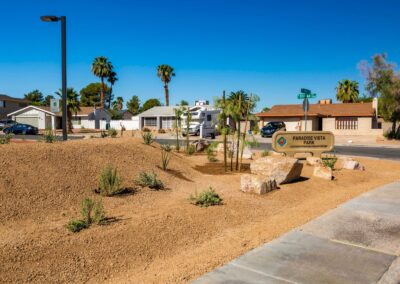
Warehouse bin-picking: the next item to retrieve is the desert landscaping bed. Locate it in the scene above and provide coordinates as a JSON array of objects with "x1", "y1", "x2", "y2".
[{"x1": 1, "y1": 137, "x2": 400, "y2": 283}]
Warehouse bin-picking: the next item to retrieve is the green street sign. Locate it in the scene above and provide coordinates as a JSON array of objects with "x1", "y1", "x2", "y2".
[
  {"x1": 297, "y1": 93, "x2": 316, "y2": 99},
  {"x1": 301, "y1": 88, "x2": 311, "y2": 94}
]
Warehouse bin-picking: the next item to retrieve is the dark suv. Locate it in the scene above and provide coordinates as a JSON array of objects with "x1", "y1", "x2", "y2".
[{"x1": 261, "y1": 121, "x2": 286, "y2": 137}]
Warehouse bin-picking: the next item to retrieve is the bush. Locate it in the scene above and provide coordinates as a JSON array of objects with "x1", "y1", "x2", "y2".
[
  {"x1": 108, "y1": 128, "x2": 118, "y2": 138},
  {"x1": 142, "y1": 127, "x2": 151, "y2": 132},
  {"x1": 142, "y1": 131, "x2": 154, "y2": 145},
  {"x1": 186, "y1": 144, "x2": 195, "y2": 155},
  {"x1": 67, "y1": 198, "x2": 105, "y2": 233},
  {"x1": 261, "y1": 150, "x2": 269, "y2": 157},
  {"x1": 137, "y1": 171, "x2": 164, "y2": 190},
  {"x1": 252, "y1": 123, "x2": 260, "y2": 135},
  {"x1": 384, "y1": 129, "x2": 400, "y2": 140},
  {"x1": 98, "y1": 165, "x2": 122, "y2": 196},
  {"x1": 0, "y1": 133, "x2": 13, "y2": 144},
  {"x1": 322, "y1": 157, "x2": 337, "y2": 169},
  {"x1": 190, "y1": 187, "x2": 223, "y2": 207},
  {"x1": 161, "y1": 144, "x2": 172, "y2": 170},
  {"x1": 67, "y1": 219, "x2": 88, "y2": 233},
  {"x1": 43, "y1": 129, "x2": 56, "y2": 143},
  {"x1": 158, "y1": 128, "x2": 166, "y2": 134},
  {"x1": 206, "y1": 143, "x2": 218, "y2": 162},
  {"x1": 101, "y1": 130, "x2": 108, "y2": 138}
]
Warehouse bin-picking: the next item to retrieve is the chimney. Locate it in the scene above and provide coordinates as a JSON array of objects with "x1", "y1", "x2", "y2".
[{"x1": 318, "y1": 99, "x2": 332, "y2": 105}]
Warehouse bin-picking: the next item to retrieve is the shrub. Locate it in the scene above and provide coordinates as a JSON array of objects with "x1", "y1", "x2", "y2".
[
  {"x1": 137, "y1": 171, "x2": 164, "y2": 190},
  {"x1": 161, "y1": 144, "x2": 172, "y2": 170},
  {"x1": 0, "y1": 133, "x2": 13, "y2": 144},
  {"x1": 142, "y1": 127, "x2": 151, "y2": 132},
  {"x1": 101, "y1": 130, "x2": 108, "y2": 138},
  {"x1": 384, "y1": 129, "x2": 400, "y2": 140},
  {"x1": 108, "y1": 128, "x2": 118, "y2": 138},
  {"x1": 142, "y1": 131, "x2": 154, "y2": 145},
  {"x1": 190, "y1": 187, "x2": 223, "y2": 207},
  {"x1": 43, "y1": 129, "x2": 56, "y2": 143},
  {"x1": 98, "y1": 165, "x2": 122, "y2": 196},
  {"x1": 158, "y1": 128, "x2": 166, "y2": 134},
  {"x1": 67, "y1": 219, "x2": 88, "y2": 233},
  {"x1": 186, "y1": 144, "x2": 195, "y2": 155},
  {"x1": 322, "y1": 157, "x2": 337, "y2": 169},
  {"x1": 252, "y1": 123, "x2": 260, "y2": 135},
  {"x1": 261, "y1": 150, "x2": 269, "y2": 157},
  {"x1": 206, "y1": 142, "x2": 218, "y2": 162}
]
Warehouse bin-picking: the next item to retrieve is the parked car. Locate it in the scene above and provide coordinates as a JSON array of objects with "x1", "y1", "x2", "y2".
[
  {"x1": 3, "y1": 123, "x2": 39, "y2": 135},
  {"x1": 261, "y1": 121, "x2": 286, "y2": 137},
  {"x1": 0, "y1": 119, "x2": 16, "y2": 129}
]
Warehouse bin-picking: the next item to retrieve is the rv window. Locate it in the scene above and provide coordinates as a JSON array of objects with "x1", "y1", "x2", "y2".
[
  {"x1": 201, "y1": 113, "x2": 205, "y2": 117},
  {"x1": 207, "y1": 114, "x2": 211, "y2": 121}
]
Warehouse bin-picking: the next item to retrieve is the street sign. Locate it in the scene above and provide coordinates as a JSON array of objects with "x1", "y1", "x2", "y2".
[
  {"x1": 301, "y1": 88, "x2": 311, "y2": 94},
  {"x1": 272, "y1": 131, "x2": 335, "y2": 157},
  {"x1": 303, "y1": 98, "x2": 309, "y2": 112},
  {"x1": 297, "y1": 93, "x2": 317, "y2": 99},
  {"x1": 50, "y1": 99, "x2": 60, "y2": 113}
]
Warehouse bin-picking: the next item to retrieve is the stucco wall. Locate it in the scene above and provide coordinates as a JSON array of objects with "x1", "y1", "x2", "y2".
[{"x1": 322, "y1": 117, "x2": 383, "y2": 135}]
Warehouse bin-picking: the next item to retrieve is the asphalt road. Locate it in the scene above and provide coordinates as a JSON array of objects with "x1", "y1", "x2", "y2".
[{"x1": 155, "y1": 138, "x2": 400, "y2": 161}]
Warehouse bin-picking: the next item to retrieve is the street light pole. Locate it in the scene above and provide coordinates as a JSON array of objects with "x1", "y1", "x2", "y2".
[{"x1": 40, "y1": 15, "x2": 68, "y2": 141}]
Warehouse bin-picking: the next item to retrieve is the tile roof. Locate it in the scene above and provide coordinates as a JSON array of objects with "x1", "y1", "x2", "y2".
[
  {"x1": 0, "y1": 94, "x2": 30, "y2": 102},
  {"x1": 256, "y1": 102, "x2": 375, "y2": 118},
  {"x1": 139, "y1": 106, "x2": 177, "y2": 117}
]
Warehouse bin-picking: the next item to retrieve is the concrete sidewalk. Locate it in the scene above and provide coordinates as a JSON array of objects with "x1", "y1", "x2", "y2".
[{"x1": 194, "y1": 182, "x2": 400, "y2": 284}]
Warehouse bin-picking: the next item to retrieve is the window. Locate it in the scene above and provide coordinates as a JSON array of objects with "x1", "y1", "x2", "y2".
[
  {"x1": 335, "y1": 117, "x2": 358, "y2": 130},
  {"x1": 144, "y1": 117, "x2": 157, "y2": 127},
  {"x1": 0, "y1": 100, "x2": 5, "y2": 108},
  {"x1": 207, "y1": 114, "x2": 212, "y2": 121},
  {"x1": 72, "y1": 117, "x2": 81, "y2": 125}
]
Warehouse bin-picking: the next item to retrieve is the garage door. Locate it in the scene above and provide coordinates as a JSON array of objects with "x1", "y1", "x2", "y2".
[{"x1": 16, "y1": 116, "x2": 39, "y2": 128}]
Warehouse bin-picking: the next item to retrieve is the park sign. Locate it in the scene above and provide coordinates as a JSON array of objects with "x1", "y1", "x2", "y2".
[{"x1": 272, "y1": 131, "x2": 334, "y2": 157}]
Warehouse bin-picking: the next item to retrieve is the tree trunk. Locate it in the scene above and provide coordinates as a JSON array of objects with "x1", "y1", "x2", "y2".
[
  {"x1": 222, "y1": 91, "x2": 227, "y2": 172},
  {"x1": 107, "y1": 86, "x2": 113, "y2": 109},
  {"x1": 175, "y1": 122, "x2": 180, "y2": 151},
  {"x1": 67, "y1": 110, "x2": 73, "y2": 133},
  {"x1": 100, "y1": 77, "x2": 105, "y2": 108},
  {"x1": 239, "y1": 95, "x2": 252, "y2": 172},
  {"x1": 235, "y1": 97, "x2": 242, "y2": 171},
  {"x1": 164, "y1": 84, "x2": 169, "y2": 106}
]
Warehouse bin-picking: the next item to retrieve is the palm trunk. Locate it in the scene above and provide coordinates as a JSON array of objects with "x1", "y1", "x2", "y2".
[
  {"x1": 239, "y1": 95, "x2": 252, "y2": 172},
  {"x1": 108, "y1": 86, "x2": 113, "y2": 109},
  {"x1": 100, "y1": 77, "x2": 105, "y2": 108},
  {"x1": 222, "y1": 91, "x2": 227, "y2": 172},
  {"x1": 230, "y1": 133, "x2": 233, "y2": 171},
  {"x1": 175, "y1": 124, "x2": 180, "y2": 151},
  {"x1": 67, "y1": 110, "x2": 73, "y2": 133},
  {"x1": 164, "y1": 84, "x2": 169, "y2": 106},
  {"x1": 235, "y1": 97, "x2": 242, "y2": 171}
]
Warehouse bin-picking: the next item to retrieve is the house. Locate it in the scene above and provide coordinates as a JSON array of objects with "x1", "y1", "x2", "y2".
[
  {"x1": 7, "y1": 106, "x2": 111, "y2": 130},
  {"x1": 0, "y1": 94, "x2": 29, "y2": 119},
  {"x1": 256, "y1": 98, "x2": 383, "y2": 136},
  {"x1": 138, "y1": 106, "x2": 177, "y2": 130}
]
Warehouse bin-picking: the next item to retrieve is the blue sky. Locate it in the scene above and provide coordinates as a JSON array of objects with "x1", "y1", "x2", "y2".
[{"x1": 0, "y1": 0, "x2": 399, "y2": 110}]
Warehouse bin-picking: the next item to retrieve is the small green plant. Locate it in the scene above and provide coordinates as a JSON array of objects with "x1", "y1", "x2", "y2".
[
  {"x1": 251, "y1": 123, "x2": 260, "y2": 135},
  {"x1": 137, "y1": 171, "x2": 164, "y2": 190},
  {"x1": 43, "y1": 129, "x2": 56, "y2": 143},
  {"x1": 98, "y1": 165, "x2": 122, "y2": 196},
  {"x1": 101, "y1": 130, "x2": 108, "y2": 138},
  {"x1": 261, "y1": 150, "x2": 269, "y2": 157},
  {"x1": 206, "y1": 141, "x2": 218, "y2": 162},
  {"x1": 67, "y1": 198, "x2": 106, "y2": 233},
  {"x1": 322, "y1": 157, "x2": 337, "y2": 169},
  {"x1": 0, "y1": 133, "x2": 13, "y2": 144},
  {"x1": 161, "y1": 144, "x2": 172, "y2": 170},
  {"x1": 142, "y1": 131, "x2": 154, "y2": 145},
  {"x1": 190, "y1": 187, "x2": 223, "y2": 207},
  {"x1": 186, "y1": 144, "x2": 195, "y2": 155},
  {"x1": 108, "y1": 128, "x2": 118, "y2": 138}
]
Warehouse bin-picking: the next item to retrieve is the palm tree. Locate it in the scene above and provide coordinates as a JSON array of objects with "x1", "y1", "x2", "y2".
[
  {"x1": 55, "y1": 88, "x2": 80, "y2": 132},
  {"x1": 91, "y1": 56, "x2": 113, "y2": 108},
  {"x1": 157, "y1": 64, "x2": 175, "y2": 106},
  {"x1": 336, "y1": 80, "x2": 359, "y2": 103},
  {"x1": 112, "y1": 97, "x2": 124, "y2": 110},
  {"x1": 107, "y1": 71, "x2": 118, "y2": 109}
]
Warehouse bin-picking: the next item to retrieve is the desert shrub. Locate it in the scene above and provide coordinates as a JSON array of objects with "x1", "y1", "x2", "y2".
[
  {"x1": 67, "y1": 219, "x2": 88, "y2": 233},
  {"x1": 384, "y1": 129, "x2": 400, "y2": 140},
  {"x1": 322, "y1": 157, "x2": 337, "y2": 169},
  {"x1": 137, "y1": 171, "x2": 164, "y2": 190},
  {"x1": 190, "y1": 187, "x2": 223, "y2": 207},
  {"x1": 43, "y1": 129, "x2": 56, "y2": 143},
  {"x1": 158, "y1": 128, "x2": 166, "y2": 134},
  {"x1": 0, "y1": 133, "x2": 13, "y2": 144},
  {"x1": 101, "y1": 130, "x2": 108, "y2": 138},
  {"x1": 142, "y1": 131, "x2": 154, "y2": 145},
  {"x1": 206, "y1": 142, "x2": 218, "y2": 162},
  {"x1": 261, "y1": 150, "x2": 269, "y2": 157},
  {"x1": 108, "y1": 128, "x2": 118, "y2": 138},
  {"x1": 252, "y1": 123, "x2": 260, "y2": 135},
  {"x1": 161, "y1": 144, "x2": 172, "y2": 170},
  {"x1": 98, "y1": 165, "x2": 122, "y2": 196},
  {"x1": 186, "y1": 144, "x2": 196, "y2": 155},
  {"x1": 142, "y1": 127, "x2": 151, "y2": 132}
]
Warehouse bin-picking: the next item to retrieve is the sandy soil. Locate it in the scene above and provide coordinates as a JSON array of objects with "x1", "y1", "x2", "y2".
[{"x1": 0, "y1": 137, "x2": 399, "y2": 283}]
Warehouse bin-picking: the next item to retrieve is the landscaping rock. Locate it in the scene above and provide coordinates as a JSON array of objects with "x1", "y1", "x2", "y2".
[
  {"x1": 336, "y1": 157, "x2": 365, "y2": 171},
  {"x1": 241, "y1": 174, "x2": 277, "y2": 195},
  {"x1": 242, "y1": 146, "x2": 253, "y2": 160},
  {"x1": 306, "y1": 157, "x2": 323, "y2": 167},
  {"x1": 268, "y1": 151, "x2": 284, "y2": 157},
  {"x1": 313, "y1": 166, "x2": 333, "y2": 180},
  {"x1": 250, "y1": 156, "x2": 303, "y2": 185},
  {"x1": 192, "y1": 140, "x2": 210, "y2": 152}
]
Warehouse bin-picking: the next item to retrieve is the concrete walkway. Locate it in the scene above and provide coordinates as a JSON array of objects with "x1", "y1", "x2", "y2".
[{"x1": 194, "y1": 182, "x2": 400, "y2": 284}]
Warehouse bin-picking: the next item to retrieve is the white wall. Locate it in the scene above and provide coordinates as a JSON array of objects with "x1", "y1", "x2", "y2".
[{"x1": 109, "y1": 117, "x2": 139, "y2": 130}]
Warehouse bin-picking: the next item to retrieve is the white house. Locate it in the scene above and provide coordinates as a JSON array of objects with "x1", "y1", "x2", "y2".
[{"x1": 8, "y1": 106, "x2": 111, "y2": 130}]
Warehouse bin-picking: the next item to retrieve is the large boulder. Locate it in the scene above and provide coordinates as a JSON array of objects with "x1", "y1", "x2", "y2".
[
  {"x1": 250, "y1": 156, "x2": 303, "y2": 185},
  {"x1": 191, "y1": 140, "x2": 210, "y2": 152},
  {"x1": 313, "y1": 166, "x2": 333, "y2": 180},
  {"x1": 241, "y1": 174, "x2": 277, "y2": 195}
]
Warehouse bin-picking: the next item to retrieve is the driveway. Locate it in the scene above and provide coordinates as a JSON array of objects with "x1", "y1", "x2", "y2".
[{"x1": 194, "y1": 182, "x2": 400, "y2": 284}]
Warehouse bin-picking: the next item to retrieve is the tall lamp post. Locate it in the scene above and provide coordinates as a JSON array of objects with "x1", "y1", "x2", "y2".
[{"x1": 40, "y1": 15, "x2": 67, "y2": 141}]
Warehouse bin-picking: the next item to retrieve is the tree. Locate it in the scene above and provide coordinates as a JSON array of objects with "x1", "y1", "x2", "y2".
[
  {"x1": 336, "y1": 80, "x2": 359, "y2": 103},
  {"x1": 112, "y1": 97, "x2": 124, "y2": 111},
  {"x1": 179, "y1": 100, "x2": 189, "y2": 106},
  {"x1": 157, "y1": 64, "x2": 175, "y2": 106},
  {"x1": 79, "y1": 83, "x2": 110, "y2": 107},
  {"x1": 43, "y1": 95, "x2": 55, "y2": 107},
  {"x1": 24, "y1": 90, "x2": 44, "y2": 105},
  {"x1": 141, "y1": 98, "x2": 162, "y2": 112},
  {"x1": 106, "y1": 71, "x2": 118, "y2": 109},
  {"x1": 55, "y1": 88, "x2": 80, "y2": 132},
  {"x1": 359, "y1": 54, "x2": 400, "y2": 134},
  {"x1": 262, "y1": 106, "x2": 270, "y2": 112},
  {"x1": 126, "y1": 95, "x2": 140, "y2": 115},
  {"x1": 91, "y1": 56, "x2": 113, "y2": 108}
]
